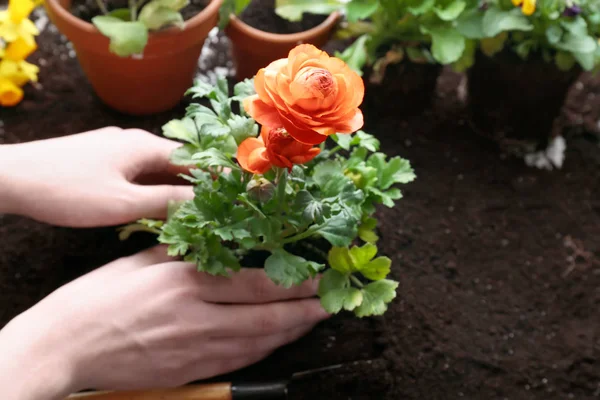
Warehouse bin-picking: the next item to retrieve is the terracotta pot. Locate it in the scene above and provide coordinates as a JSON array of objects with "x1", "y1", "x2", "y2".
[
  {"x1": 467, "y1": 50, "x2": 581, "y2": 150},
  {"x1": 225, "y1": 12, "x2": 340, "y2": 81},
  {"x1": 45, "y1": 0, "x2": 222, "y2": 115},
  {"x1": 363, "y1": 60, "x2": 442, "y2": 117}
]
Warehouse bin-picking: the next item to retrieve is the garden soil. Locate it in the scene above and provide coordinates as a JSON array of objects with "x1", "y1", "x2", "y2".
[
  {"x1": 239, "y1": 0, "x2": 328, "y2": 34},
  {"x1": 1, "y1": 10, "x2": 600, "y2": 400}
]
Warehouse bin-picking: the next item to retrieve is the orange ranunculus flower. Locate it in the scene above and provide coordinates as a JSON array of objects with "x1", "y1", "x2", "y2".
[
  {"x1": 244, "y1": 44, "x2": 365, "y2": 146},
  {"x1": 237, "y1": 126, "x2": 321, "y2": 174}
]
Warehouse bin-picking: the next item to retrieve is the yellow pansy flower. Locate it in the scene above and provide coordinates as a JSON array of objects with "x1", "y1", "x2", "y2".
[
  {"x1": 4, "y1": 37, "x2": 37, "y2": 61},
  {"x1": 0, "y1": 58, "x2": 39, "y2": 85},
  {"x1": 512, "y1": 0, "x2": 536, "y2": 16},
  {"x1": 0, "y1": 78, "x2": 24, "y2": 106},
  {"x1": 0, "y1": 0, "x2": 40, "y2": 44}
]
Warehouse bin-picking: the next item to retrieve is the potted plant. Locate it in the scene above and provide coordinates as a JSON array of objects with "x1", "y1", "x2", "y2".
[
  {"x1": 220, "y1": 0, "x2": 340, "y2": 81},
  {"x1": 122, "y1": 44, "x2": 416, "y2": 317},
  {"x1": 0, "y1": 0, "x2": 42, "y2": 107},
  {"x1": 274, "y1": 0, "x2": 479, "y2": 115},
  {"x1": 462, "y1": 0, "x2": 600, "y2": 155},
  {"x1": 45, "y1": 0, "x2": 223, "y2": 115}
]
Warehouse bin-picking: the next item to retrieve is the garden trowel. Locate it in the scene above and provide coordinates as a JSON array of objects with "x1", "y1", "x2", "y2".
[{"x1": 65, "y1": 363, "x2": 345, "y2": 400}]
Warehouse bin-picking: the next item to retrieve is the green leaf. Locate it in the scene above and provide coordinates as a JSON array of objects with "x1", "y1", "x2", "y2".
[
  {"x1": 318, "y1": 270, "x2": 363, "y2": 314},
  {"x1": 92, "y1": 16, "x2": 149, "y2": 57},
  {"x1": 322, "y1": 287, "x2": 363, "y2": 314},
  {"x1": 408, "y1": 0, "x2": 434, "y2": 15},
  {"x1": 427, "y1": 27, "x2": 466, "y2": 64},
  {"x1": 139, "y1": 0, "x2": 184, "y2": 30},
  {"x1": 162, "y1": 118, "x2": 199, "y2": 145},
  {"x1": 335, "y1": 34, "x2": 369, "y2": 76},
  {"x1": 227, "y1": 114, "x2": 258, "y2": 145},
  {"x1": 328, "y1": 246, "x2": 355, "y2": 274},
  {"x1": 555, "y1": 51, "x2": 576, "y2": 71},
  {"x1": 546, "y1": 24, "x2": 563, "y2": 45},
  {"x1": 358, "y1": 216, "x2": 379, "y2": 243},
  {"x1": 346, "y1": 0, "x2": 379, "y2": 22},
  {"x1": 170, "y1": 144, "x2": 196, "y2": 166},
  {"x1": 233, "y1": 78, "x2": 256, "y2": 101},
  {"x1": 482, "y1": 8, "x2": 533, "y2": 38},
  {"x1": 107, "y1": 8, "x2": 131, "y2": 20},
  {"x1": 219, "y1": 0, "x2": 252, "y2": 28},
  {"x1": 155, "y1": 0, "x2": 188, "y2": 10},
  {"x1": 367, "y1": 154, "x2": 416, "y2": 190},
  {"x1": 274, "y1": 0, "x2": 342, "y2": 21},
  {"x1": 186, "y1": 79, "x2": 216, "y2": 99},
  {"x1": 354, "y1": 280, "x2": 398, "y2": 317},
  {"x1": 480, "y1": 32, "x2": 508, "y2": 57},
  {"x1": 573, "y1": 51, "x2": 596, "y2": 71},
  {"x1": 296, "y1": 190, "x2": 328, "y2": 223},
  {"x1": 312, "y1": 160, "x2": 351, "y2": 197},
  {"x1": 555, "y1": 33, "x2": 597, "y2": 54},
  {"x1": 434, "y1": 0, "x2": 466, "y2": 21},
  {"x1": 355, "y1": 130, "x2": 380, "y2": 152},
  {"x1": 360, "y1": 256, "x2": 391, "y2": 281},
  {"x1": 332, "y1": 133, "x2": 353, "y2": 150},
  {"x1": 319, "y1": 215, "x2": 357, "y2": 247},
  {"x1": 455, "y1": 9, "x2": 485, "y2": 39},
  {"x1": 265, "y1": 249, "x2": 323, "y2": 288},
  {"x1": 192, "y1": 148, "x2": 240, "y2": 170}
]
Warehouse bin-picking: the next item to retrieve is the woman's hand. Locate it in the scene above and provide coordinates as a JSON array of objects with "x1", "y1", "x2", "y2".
[
  {"x1": 0, "y1": 127, "x2": 192, "y2": 227},
  {"x1": 0, "y1": 246, "x2": 328, "y2": 400}
]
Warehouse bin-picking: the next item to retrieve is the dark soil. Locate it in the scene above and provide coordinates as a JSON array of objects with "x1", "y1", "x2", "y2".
[
  {"x1": 70, "y1": 0, "x2": 209, "y2": 23},
  {"x1": 2, "y1": 7, "x2": 600, "y2": 400},
  {"x1": 239, "y1": 0, "x2": 328, "y2": 34},
  {"x1": 468, "y1": 50, "x2": 582, "y2": 154}
]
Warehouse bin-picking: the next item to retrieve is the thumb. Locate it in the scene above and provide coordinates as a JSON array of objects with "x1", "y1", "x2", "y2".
[{"x1": 128, "y1": 184, "x2": 194, "y2": 220}]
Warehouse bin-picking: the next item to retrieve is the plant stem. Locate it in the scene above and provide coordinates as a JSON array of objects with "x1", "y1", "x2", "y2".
[
  {"x1": 328, "y1": 146, "x2": 342, "y2": 157},
  {"x1": 276, "y1": 168, "x2": 287, "y2": 218},
  {"x1": 95, "y1": 0, "x2": 109, "y2": 15},
  {"x1": 129, "y1": 0, "x2": 136, "y2": 21},
  {"x1": 350, "y1": 275, "x2": 364, "y2": 288},
  {"x1": 282, "y1": 225, "x2": 321, "y2": 244}
]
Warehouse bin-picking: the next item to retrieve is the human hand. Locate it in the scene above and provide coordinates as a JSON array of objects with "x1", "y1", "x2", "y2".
[
  {"x1": 0, "y1": 127, "x2": 192, "y2": 227},
  {"x1": 0, "y1": 246, "x2": 328, "y2": 400}
]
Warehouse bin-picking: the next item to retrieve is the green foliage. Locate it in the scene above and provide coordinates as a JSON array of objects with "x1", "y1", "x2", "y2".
[
  {"x1": 463, "y1": 0, "x2": 600, "y2": 71},
  {"x1": 92, "y1": 0, "x2": 189, "y2": 57},
  {"x1": 219, "y1": 0, "x2": 252, "y2": 28},
  {"x1": 123, "y1": 77, "x2": 415, "y2": 317}
]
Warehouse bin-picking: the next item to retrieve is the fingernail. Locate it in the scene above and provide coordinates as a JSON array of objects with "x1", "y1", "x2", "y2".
[{"x1": 310, "y1": 277, "x2": 321, "y2": 294}]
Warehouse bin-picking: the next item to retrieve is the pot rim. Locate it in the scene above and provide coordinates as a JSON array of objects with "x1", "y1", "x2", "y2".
[
  {"x1": 227, "y1": 11, "x2": 340, "y2": 44},
  {"x1": 45, "y1": 0, "x2": 223, "y2": 40}
]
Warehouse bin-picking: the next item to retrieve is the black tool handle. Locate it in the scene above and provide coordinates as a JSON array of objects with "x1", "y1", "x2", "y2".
[{"x1": 231, "y1": 380, "x2": 288, "y2": 399}]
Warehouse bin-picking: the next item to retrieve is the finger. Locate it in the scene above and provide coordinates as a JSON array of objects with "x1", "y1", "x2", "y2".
[
  {"x1": 210, "y1": 298, "x2": 330, "y2": 337},
  {"x1": 191, "y1": 269, "x2": 320, "y2": 304},
  {"x1": 205, "y1": 324, "x2": 316, "y2": 360},
  {"x1": 127, "y1": 132, "x2": 194, "y2": 179},
  {"x1": 127, "y1": 184, "x2": 194, "y2": 220},
  {"x1": 70, "y1": 245, "x2": 176, "y2": 286}
]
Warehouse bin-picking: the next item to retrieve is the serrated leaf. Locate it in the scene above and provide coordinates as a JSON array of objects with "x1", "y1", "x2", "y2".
[
  {"x1": 228, "y1": 114, "x2": 258, "y2": 145},
  {"x1": 186, "y1": 79, "x2": 216, "y2": 99},
  {"x1": 355, "y1": 130, "x2": 380, "y2": 152},
  {"x1": 332, "y1": 133, "x2": 353, "y2": 150},
  {"x1": 434, "y1": 0, "x2": 466, "y2": 21},
  {"x1": 192, "y1": 148, "x2": 240, "y2": 170},
  {"x1": 92, "y1": 17, "x2": 148, "y2": 57},
  {"x1": 360, "y1": 256, "x2": 391, "y2": 281},
  {"x1": 296, "y1": 190, "x2": 328, "y2": 223},
  {"x1": 265, "y1": 249, "x2": 323, "y2": 288},
  {"x1": 321, "y1": 287, "x2": 363, "y2": 314},
  {"x1": 358, "y1": 216, "x2": 379, "y2": 243},
  {"x1": 369, "y1": 187, "x2": 403, "y2": 208},
  {"x1": 354, "y1": 280, "x2": 398, "y2": 317},
  {"x1": 162, "y1": 118, "x2": 199, "y2": 145},
  {"x1": 346, "y1": 0, "x2": 378, "y2": 22},
  {"x1": 328, "y1": 246, "x2": 355, "y2": 274},
  {"x1": 233, "y1": 78, "x2": 256, "y2": 100},
  {"x1": 319, "y1": 215, "x2": 357, "y2": 247},
  {"x1": 170, "y1": 144, "x2": 196, "y2": 166},
  {"x1": 367, "y1": 154, "x2": 416, "y2": 190}
]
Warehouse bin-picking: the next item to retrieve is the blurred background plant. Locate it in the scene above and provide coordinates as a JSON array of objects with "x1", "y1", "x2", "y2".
[{"x1": 0, "y1": 0, "x2": 42, "y2": 107}]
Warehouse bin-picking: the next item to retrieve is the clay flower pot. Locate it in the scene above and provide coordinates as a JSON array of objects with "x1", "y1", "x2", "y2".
[
  {"x1": 225, "y1": 12, "x2": 340, "y2": 81},
  {"x1": 45, "y1": 0, "x2": 222, "y2": 115},
  {"x1": 467, "y1": 50, "x2": 581, "y2": 150}
]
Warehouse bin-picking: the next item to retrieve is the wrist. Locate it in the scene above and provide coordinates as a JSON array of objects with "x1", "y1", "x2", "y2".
[
  {"x1": 0, "y1": 144, "x2": 22, "y2": 216},
  {"x1": 0, "y1": 309, "x2": 79, "y2": 400}
]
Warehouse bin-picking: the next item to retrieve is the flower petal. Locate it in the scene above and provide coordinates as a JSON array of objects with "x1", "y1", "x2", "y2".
[{"x1": 244, "y1": 95, "x2": 283, "y2": 128}]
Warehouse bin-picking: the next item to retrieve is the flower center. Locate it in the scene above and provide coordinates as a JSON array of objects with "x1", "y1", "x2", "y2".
[{"x1": 295, "y1": 67, "x2": 336, "y2": 99}]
